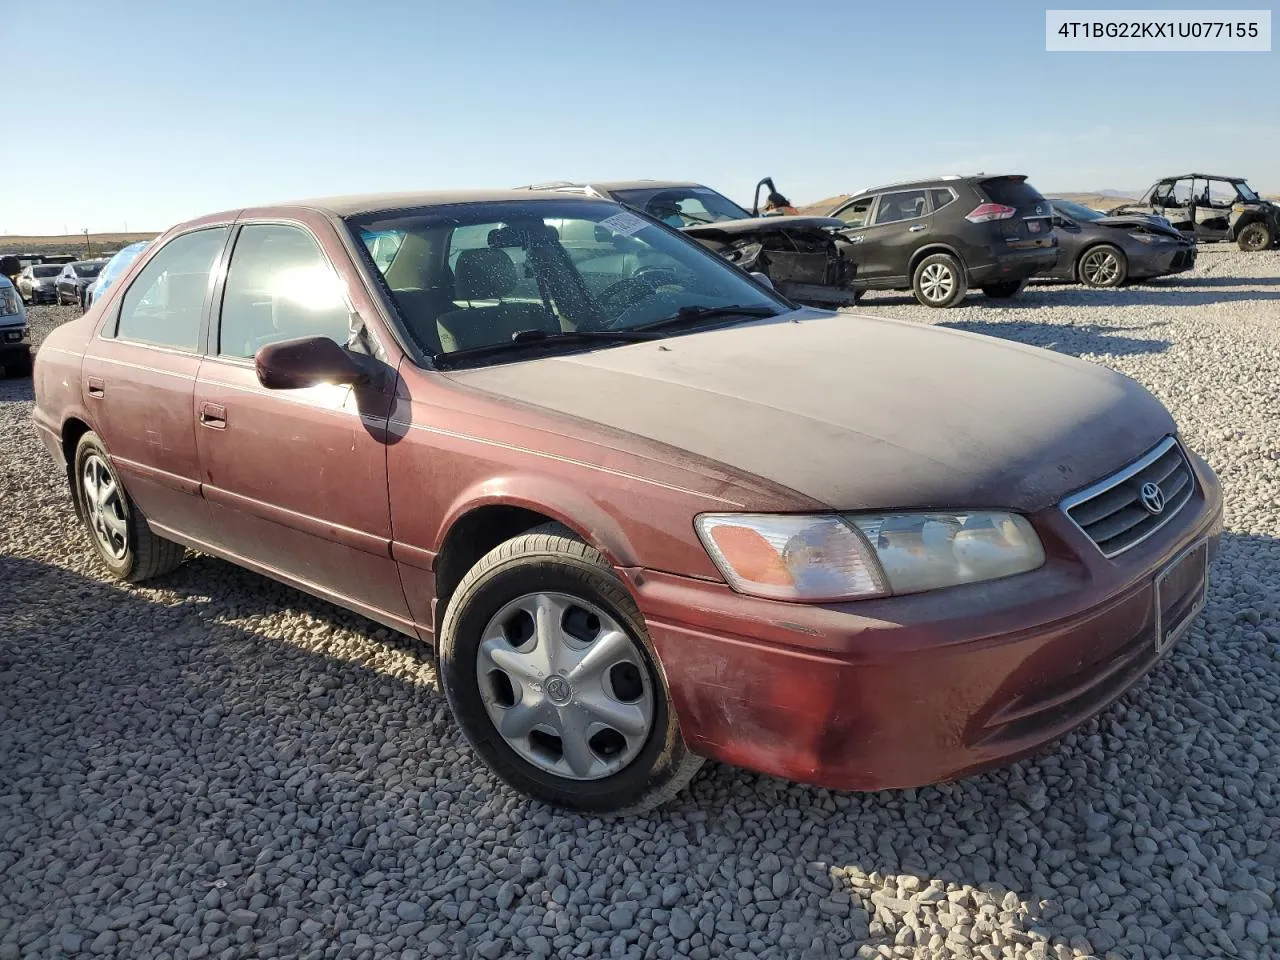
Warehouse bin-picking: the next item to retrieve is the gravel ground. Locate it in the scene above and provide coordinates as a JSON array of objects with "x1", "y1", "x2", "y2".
[{"x1": 2, "y1": 249, "x2": 1279, "y2": 960}]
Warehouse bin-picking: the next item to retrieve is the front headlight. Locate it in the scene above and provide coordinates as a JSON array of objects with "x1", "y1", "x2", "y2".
[
  {"x1": 1129, "y1": 232, "x2": 1171, "y2": 244},
  {"x1": 695, "y1": 511, "x2": 1044, "y2": 602}
]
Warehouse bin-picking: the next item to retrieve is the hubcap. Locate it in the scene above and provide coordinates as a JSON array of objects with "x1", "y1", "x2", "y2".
[
  {"x1": 1084, "y1": 250, "x2": 1119, "y2": 285},
  {"x1": 1242, "y1": 226, "x2": 1265, "y2": 250},
  {"x1": 919, "y1": 263, "x2": 955, "y2": 302},
  {"x1": 476, "y1": 592, "x2": 654, "y2": 781},
  {"x1": 82, "y1": 454, "x2": 128, "y2": 560}
]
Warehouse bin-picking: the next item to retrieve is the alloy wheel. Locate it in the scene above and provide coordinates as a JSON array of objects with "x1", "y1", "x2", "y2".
[
  {"x1": 1082, "y1": 249, "x2": 1120, "y2": 286},
  {"x1": 476, "y1": 591, "x2": 654, "y2": 781},
  {"x1": 82, "y1": 454, "x2": 128, "y2": 560},
  {"x1": 919, "y1": 263, "x2": 955, "y2": 303}
]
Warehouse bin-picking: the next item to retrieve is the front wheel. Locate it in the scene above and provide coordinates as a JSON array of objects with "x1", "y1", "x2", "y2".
[
  {"x1": 1237, "y1": 221, "x2": 1273, "y2": 252},
  {"x1": 438, "y1": 523, "x2": 703, "y2": 814},
  {"x1": 981, "y1": 280, "x2": 1026, "y2": 299},
  {"x1": 911, "y1": 253, "x2": 968, "y2": 308},
  {"x1": 73, "y1": 431, "x2": 186, "y2": 582},
  {"x1": 1077, "y1": 244, "x2": 1128, "y2": 288}
]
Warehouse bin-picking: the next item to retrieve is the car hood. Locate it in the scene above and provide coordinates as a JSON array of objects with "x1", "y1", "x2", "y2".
[
  {"x1": 1092, "y1": 215, "x2": 1189, "y2": 239},
  {"x1": 681, "y1": 215, "x2": 847, "y2": 239},
  {"x1": 444, "y1": 311, "x2": 1176, "y2": 513}
]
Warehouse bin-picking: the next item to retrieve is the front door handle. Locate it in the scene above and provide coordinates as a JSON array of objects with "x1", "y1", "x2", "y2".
[
  {"x1": 199, "y1": 402, "x2": 227, "y2": 429},
  {"x1": 845, "y1": 234, "x2": 864, "y2": 243},
  {"x1": 87, "y1": 376, "x2": 104, "y2": 398},
  {"x1": 908, "y1": 224, "x2": 927, "y2": 233}
]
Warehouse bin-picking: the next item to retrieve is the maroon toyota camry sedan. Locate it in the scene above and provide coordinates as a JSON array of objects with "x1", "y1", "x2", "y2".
[{"x1": 32, "y1": 189, "x2": 1223, "y2": 813}]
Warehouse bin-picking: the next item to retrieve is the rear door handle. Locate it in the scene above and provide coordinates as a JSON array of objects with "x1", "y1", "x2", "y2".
[
  {"x1": 87, "y1": 376, "x2": 104, "y2": 398},
  {"x1": 908, "y1": 224, "x2": 927, "y2": 233},
  {"x1": 199, "y1": 402, "x2": 227, "y2": 429}
]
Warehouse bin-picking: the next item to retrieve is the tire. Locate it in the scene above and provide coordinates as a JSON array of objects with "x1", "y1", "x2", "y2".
[
  {"x1": 1237, "y1": 221, "x2": 1273, "y2": 252},
  {"x1": 1077, "y1": 244, "x2": 1128, "y2": 288},
  {"x1": 437, "y1": 522, "x2": 703, "y2": 814},
  {"x1": 72, "y1": 431, "x2": 185, "y2": 582},
  {"x1": 981, "y1": 280, "x2": 1026, "y2": 299},
  {"x1": 911, "y1": 253, "x2": 968, "y2": 308}
]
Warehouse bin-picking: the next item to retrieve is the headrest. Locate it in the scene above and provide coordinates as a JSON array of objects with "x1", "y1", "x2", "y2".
[{"x1": 454, "y1": 248, "x2": 517, "y2": 300}]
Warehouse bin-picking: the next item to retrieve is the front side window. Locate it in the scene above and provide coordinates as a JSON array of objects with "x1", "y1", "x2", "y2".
[
  {"x1": 874, "y1": 190, "x2": 929, "y2": 225},
  {"x1": 832, "y1": 197, "x2": 873, "y2": 228},
  {"x1": 350, "y1": 199, "x2": 784, "y2": 361},
  {"x1": 114, "y1": 227, "x2": 229, "y2": 350},
  {"x1": 217, "y1": 224, "x2": 351, "y2": 359}
]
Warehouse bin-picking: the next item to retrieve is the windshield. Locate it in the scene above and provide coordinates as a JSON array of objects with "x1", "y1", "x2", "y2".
[
  {"x1": 1236, "y1": 181, "x2": 1259, "y2": 201},
  {"x1": 73, "y1": 263, "x2": 103, "y2": 278},
  {"x1": 100, "y1": 243, "x2": 147, "y2": 284},
  {"x1": 34, "y1": 265, "x2": 61, "y2": 277},
  {"x1": 609, "y1": 186, "x2": 753, "y2": 226},
  {"x1": 1050, "y1": 199, "x2": 1104, "y2": 222},
  {"x1": 348, "y1": 199, "x2": 784, "y2": 363}
]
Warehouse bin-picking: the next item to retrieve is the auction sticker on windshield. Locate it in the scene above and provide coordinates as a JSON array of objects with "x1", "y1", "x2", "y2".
[{"x1": 599, "y1": 211, "x2": 652, "y2": 236}]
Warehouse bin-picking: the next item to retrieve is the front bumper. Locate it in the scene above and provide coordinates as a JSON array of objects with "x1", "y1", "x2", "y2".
[
  {"x1": 628, "y1": 448, "x2": 1223, "y2": 792},
  {"x1": 968, "y1": 245, "x2": 1060, "y2": 284},
  {"x1": 1130, "y1": 242, "x2": 1197, "y2": 278},
  {"x1": 0, "y1": 322, "x2": 30, "y2": 356}
]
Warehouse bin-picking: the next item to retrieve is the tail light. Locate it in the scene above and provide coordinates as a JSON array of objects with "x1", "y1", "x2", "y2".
[{"x1": 965, "y1": 203, "x2": 1017, "y2": 223}]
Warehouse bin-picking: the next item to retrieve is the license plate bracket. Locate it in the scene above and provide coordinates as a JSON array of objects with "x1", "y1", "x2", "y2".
[{"x1": 1154, "y1": 539, "x2": 1208, "y2": 656}]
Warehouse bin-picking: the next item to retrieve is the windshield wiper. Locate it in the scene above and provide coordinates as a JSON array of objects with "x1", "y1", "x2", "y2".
[
  {"x1": 631, "y1": 303, "x2": 779, "y2": 333},
  {"x1": 434, "y1": 327, "x2": 658, "y2": 366}
]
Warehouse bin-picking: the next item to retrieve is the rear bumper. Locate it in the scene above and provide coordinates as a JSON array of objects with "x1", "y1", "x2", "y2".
[
  {"x1": 968, "y1": 246, "x2": 1060, "y2": 284},
  {"x1": 629, "y1": 449, "x2": 1223, "y2": 792}
]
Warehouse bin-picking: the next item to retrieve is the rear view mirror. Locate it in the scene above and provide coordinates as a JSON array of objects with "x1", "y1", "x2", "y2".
[
  {"x1": 255, "y1": 336, "x2": 366, "y2": 390},
  {"x1": 750, "y1": 271, "x2": 774, "y2": 290}
]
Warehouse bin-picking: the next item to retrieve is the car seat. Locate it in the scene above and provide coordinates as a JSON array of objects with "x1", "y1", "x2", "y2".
[{"x1": 435, "y1": 248, "x2": 557, "y2": 353}]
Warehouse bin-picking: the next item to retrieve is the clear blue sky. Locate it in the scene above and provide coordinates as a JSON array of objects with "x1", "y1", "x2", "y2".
[{"x1": 6, "y1": 0, "x2": 1278, "y2": 234}]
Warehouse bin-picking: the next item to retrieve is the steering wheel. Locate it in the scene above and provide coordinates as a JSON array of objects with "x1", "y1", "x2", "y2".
[
  {"x1": 595, "y1": 277, "x2": 660, "y2": 323},
  {"x1": 633, "y1": 266, "x2": 680, "y2": 288}
]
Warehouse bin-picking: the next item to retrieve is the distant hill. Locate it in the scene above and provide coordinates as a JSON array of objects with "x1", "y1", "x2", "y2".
[{"x1": 0, "y1": 232, "x2": 158, "y2": 258}]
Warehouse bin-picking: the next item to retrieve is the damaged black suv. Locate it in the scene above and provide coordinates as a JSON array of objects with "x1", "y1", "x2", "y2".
[
  {"x1": 1108, "y1": 174, "x2": 1279, "y2": 252},
  {"x1": 516, "y1": 179, "x2": 859, "y2": 307}
]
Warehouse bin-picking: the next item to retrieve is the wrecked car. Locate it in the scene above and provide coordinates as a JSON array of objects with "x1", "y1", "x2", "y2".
[
  {"x1": 35, "y1": 188, "x2": 1223, "y2": 814},
  {"x1": 1108, "y1": 174, "x2": 1279, "y2": 251},
  {"x1": 1042, "y1": 198, "x2": 1197, "y2": 287},
  {"x1": 516, "y1": 179, "x2": 860, "y2": 306}
]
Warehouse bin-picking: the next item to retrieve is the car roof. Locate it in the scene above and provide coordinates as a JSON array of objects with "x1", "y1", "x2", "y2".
[
  {"x1": 1162, "y1": 173, "x2": 1246, "y2": 182},
  {"x1": 195, "y1": 189, "x2": 601, "y2": 224},
  {"x1": 516, "y1": 180, "x2": 708, "y2": 193},
  {"x1": 845, "y1": 174, "x2": 970, "y2": 196}
]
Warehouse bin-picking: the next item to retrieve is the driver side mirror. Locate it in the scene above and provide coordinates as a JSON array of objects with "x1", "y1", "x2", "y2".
[
  {"x1": 749, "y1": 271, "x2": 774, "y2": 291},
  {"x1": 255, "y1": 335, "x2": 367, "y2": 390}
]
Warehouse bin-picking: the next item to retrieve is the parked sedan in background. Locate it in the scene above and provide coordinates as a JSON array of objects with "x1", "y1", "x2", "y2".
[
  {"x1": 33, "y1": 189, "x2": 1221, "y2": 813},
  {"x1": 84, "y1": 241, "x2": 150, "y2": 310},
  {"x1": 1043, "y1": 198, "x2": 1197, "y2": 288},
  {"x1": 55, "y1": 260, "x2": 107, "y2": 307},
  {"x1": 16, "y1": 263, "x2": 64, "y2": 304}
]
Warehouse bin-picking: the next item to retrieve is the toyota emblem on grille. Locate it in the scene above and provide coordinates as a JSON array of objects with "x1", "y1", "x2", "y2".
[{"x1": 1139, "y1": 482, "x2": 1165, "y2": 515}]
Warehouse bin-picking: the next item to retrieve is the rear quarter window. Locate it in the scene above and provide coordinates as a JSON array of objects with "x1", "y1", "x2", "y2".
[{"x1": 978, "y1": 178, "x2": 1045, "y2": 207}]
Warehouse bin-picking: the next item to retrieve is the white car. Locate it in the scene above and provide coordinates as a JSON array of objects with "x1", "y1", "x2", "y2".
[{"x1": 0, "y1": 275, "x2": 32, "y2": 376}]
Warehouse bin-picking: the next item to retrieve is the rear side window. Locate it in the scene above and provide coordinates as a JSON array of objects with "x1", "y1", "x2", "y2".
[
  {"x1": 114, "y1": 227, "x2": 228, "y2": 350},
  {"x1": 218, "y1": 224, "x2": 351, "y2": 359},
  {"x1": 930, "y1": 189, "x2": 956, "y2": 212},
  {"x1": 978, "y1": 178, "x2": 1045, "y2": 207},
  {"x1": 833, "y1": 197, "x2": 873, "y2": 228},
  {"x1": 874, "y1": 190, "x2": 928, "y2": 224}
]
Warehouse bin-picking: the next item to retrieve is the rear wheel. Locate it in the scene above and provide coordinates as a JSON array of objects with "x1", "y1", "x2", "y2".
[
  {"x1": 438, "y1": 523, "x2": 703, "y2": 814},
  {"x1": 911, "y1": 253, "x2": 968, "y2": 308},
  {"x1": 1237, "y1": 221, "x2": 1273, "y2": 252},
  {"x1": 72, "y1": 432, "x2": 185, "y2": 582},
  {"x1": 981, "y1": 280, "x2": 1026, "y2": 299},
  {"x1": 1077, "y1": 244, "x2": 1127, "y2": 288}
]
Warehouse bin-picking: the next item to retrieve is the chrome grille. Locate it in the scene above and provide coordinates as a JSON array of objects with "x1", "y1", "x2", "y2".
[{"x1": 1061, "y1": 436, "x2": 1195, "y2": 558}]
